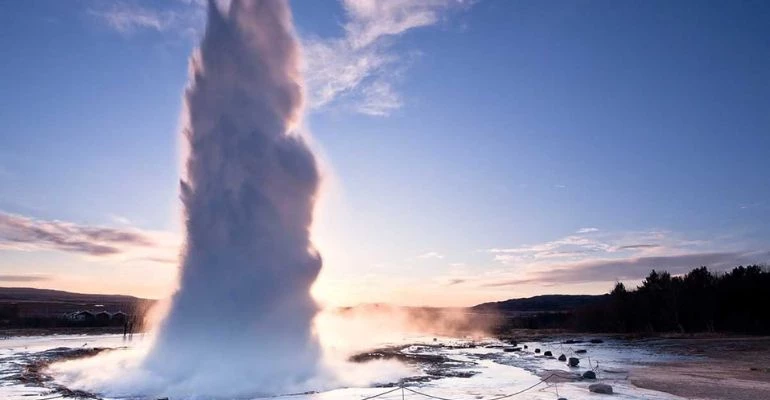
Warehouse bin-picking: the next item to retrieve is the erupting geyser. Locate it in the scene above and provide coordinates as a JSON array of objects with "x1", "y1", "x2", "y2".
[{"x1": 145, "y1": 0, "x2": 323, "y2": 396}]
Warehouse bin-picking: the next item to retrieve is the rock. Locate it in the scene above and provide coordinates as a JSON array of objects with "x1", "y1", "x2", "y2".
[
  {"x1": 575, "y1": 349, "x2": 587, "y2": 354},
  {"x1": 582, "y1": 370, "x2": 596, "y2": 379},
  {"x1": 350, "y1": 349, "x2": 448, "y2": 364},
  {"x1": 558, "y1": 354, "x2": 567, "y2": 361},
  {"x1": 535, "y1": 348, "x2": 541, "y2": 353},
  {"x1": 588, "y1": 383, "x2": 613, "y2": 394},
  {"x1": 426, "y1": 369, "x2": 479, "y2": 378},
  {"x1": 523, "y1": 345, "x2": 528, "y2": 349},
  {"x1": 568, "y1": 357, "x2": 580, "y2": 367},
  {"x1": 564, "y1": 339, "x2": 583, "y2": 344},
  {"x1": 503, "y1": 347, "x2": 521, "y2": 352},
  {"x1": 544, "y1": 350, "x2": 553, "y2": 357},
  {"x1": 589, "y1": 339, "x2": 604, "y2": 344},
  {"x1": 558, "y1": 398, "x2": 568, "y2": 400}
]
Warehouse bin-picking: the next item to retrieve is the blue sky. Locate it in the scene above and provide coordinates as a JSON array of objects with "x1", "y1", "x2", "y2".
[{"x1": 1, "y1": 0, "x2": 769, "y2": 306}]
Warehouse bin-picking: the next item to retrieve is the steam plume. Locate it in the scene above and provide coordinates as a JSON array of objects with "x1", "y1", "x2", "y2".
[{"x1": 144, "y1": 0, "x2": 322, "y2": 396}]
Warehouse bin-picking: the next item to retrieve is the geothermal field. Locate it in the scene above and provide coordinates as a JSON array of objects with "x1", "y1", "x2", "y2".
[
  {"x1": 0, "y1": 332, "x2": 694, "y2": 400},
  {"x1": 1, "y1": 0, "x2": 768, "y2": 399}
]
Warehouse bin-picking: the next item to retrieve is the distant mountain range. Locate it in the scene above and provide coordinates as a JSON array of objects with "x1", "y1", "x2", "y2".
[
  {"x1": 0, "y1": 287, "x2": 605, "y2": 316},
  {"x1": 0, "y1": 287, "x2": 145, "y2": 304},
  {"x1": 0, "y1": 287, "x2": 153, "y2": 317},
  {"x1": 472, "y1": 294, "x2": 607, "y2": 314}
]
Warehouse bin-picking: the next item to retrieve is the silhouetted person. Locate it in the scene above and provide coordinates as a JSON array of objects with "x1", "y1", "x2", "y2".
[{"x1": 128, "y1": 318, "x2": 134, "y2": 341}]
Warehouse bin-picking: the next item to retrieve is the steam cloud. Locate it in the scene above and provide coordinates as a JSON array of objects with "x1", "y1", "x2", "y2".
[
  {"x1": 143, "y1": 0, "x2": 323, "y2": 396},
  {"x1": 48, "y1": 2, "x2": 476, "y2": 397}
]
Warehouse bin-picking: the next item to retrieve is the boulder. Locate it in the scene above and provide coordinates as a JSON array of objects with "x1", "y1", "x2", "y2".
[
  {"x1": 544, "y1": 351, "x2": 553, "y2": 357},
  {"x1": 535, "y1": 348, "x2": 541, "y2": 353},
  {"x1": 558, "y1": 354, "x2": 567, "y2": 361},
  {"x1": 588, "y1": 383, "x2": 613, "y2": 394},
  {"x1": 503, "y1": 347, "x2": 521, "y2": 352},
  {"x1": 568, "y1": 357, "x2": 580, "y2": 367},
  {"x1": 575, "y1": 349, "x2": 587, "y2": 354},
  {"x1": 582, "y1": 370, "x2": 596, "y2": 379},
  {"x1": 523, "y1": 345, "x2": 528, "y2": 349}
]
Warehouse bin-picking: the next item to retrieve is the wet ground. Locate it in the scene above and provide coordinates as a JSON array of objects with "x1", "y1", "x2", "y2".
[
  {"x1": 0, "y1": 333, "x2": 741, "y2": 400},
  {"x1": 626, "y1": 336, "x2": 770, "y2": 400}
]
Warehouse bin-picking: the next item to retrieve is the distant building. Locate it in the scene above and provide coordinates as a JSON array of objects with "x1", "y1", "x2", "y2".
[
  {"x1": 67, "y1": 311, "x2": 95, "y2": 322},
  {"x1": 94, "y1": 311, "x2": 111, "y2": 322},
  {"x1": 111, "y1": 311, "x2": 127, "y2": 324}
]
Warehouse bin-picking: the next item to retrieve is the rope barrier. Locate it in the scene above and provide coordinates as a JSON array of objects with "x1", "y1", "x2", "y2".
[
  {"x1": 360, "y1": 386, "x2": 403, "y2": 400},
  {"x1": 369, "y1": 372, "x2": 581, "y2": 400},
  {"x1": 23, "y1": 340, "x2": 598, "y2": 400},
  {"x1": 484, "y1": 373, "x2": 576, "y2": 400},
  {"x1": 553, "y1": 378, "x2": 560, "y2": 399},
  {"x1": 31, "y1": 371, "x2": 584, "y2": 400},
  {"x1": 343, "y1": 340, "x2": 600, "y2": 400},
  {"x1": 403, "y1": 387, "x2": 454, "y2": 400}
]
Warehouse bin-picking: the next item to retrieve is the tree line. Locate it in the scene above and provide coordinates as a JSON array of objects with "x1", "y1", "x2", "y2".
[{"x1": 574, "y1": 265, "x2": 770, "y2": 334}]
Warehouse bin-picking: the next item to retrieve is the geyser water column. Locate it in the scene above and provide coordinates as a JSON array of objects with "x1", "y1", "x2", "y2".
[{"x1": 146, "y1": 0, "x2": 323, "y2": 396}]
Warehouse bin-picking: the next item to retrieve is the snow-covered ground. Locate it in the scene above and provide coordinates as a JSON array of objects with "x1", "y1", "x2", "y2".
[{"x1": 0, "y1": 334, "x2": 693, "y2": 400}]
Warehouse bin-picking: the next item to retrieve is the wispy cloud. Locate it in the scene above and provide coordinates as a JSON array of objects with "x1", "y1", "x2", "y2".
[
  {"x1": 302, "y1": 0, "x2": 471, "y2": 116},
  {"x1": 577, "y1": 227, "x2": 598, "y2": 234},
  {"x1": 87, "y1": 0, "x2": 471, "y2": 116},
  {"x1": 616, "y1": 244, "x2": 660, "y2": 250},
  {"x1": 487, "y1": 233, "x2": 612, "y2": 263},
  {"x1": 418, "y1": 251, "x2": 445, "y2": 259},
  {"x1": 0, "y1": 212, "x2": 153, "y2": 256},
  {"x1": 0, "y1": 212, "x2": 178, "y2": 262},
  {"x1": 109, "y1": 214, "x2": 133, "y2": 225},
  {"x1": 482, "y1": 251, "x2": 770, "y2": 287},
  {"x1": 138, "y1": 255, "x2": 175, "y2": 263},
  {"x1": 477, "y1": 229, "x2": 769, "y2": 289},
  {"x1": 356, "y1": 79, "x2": 404, "y2": 116},
  {"x1": 739, "y1": 201, "x2": 765, "y2": 210},
  {"x1": 88, "y1": 0, "x2": 205, "y2": 39},
  {"x1": 0, "y1": 274, "x2": 52, "y2": 283}
]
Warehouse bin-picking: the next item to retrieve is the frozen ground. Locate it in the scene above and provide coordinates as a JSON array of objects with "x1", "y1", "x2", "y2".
[{"x1": 0, "y1": 333, "x2": 692, "y2": 400}]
